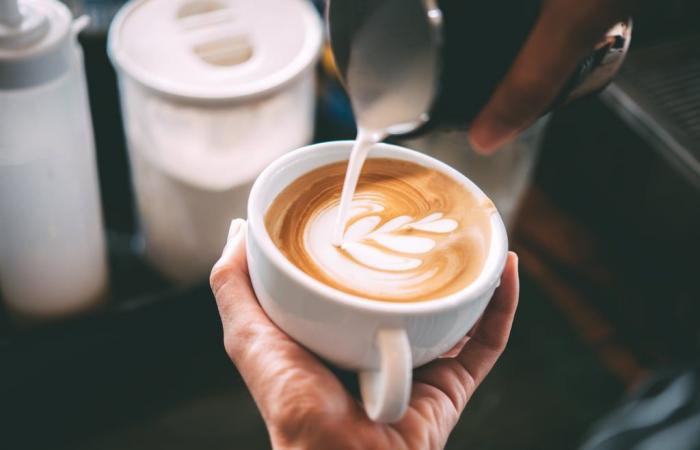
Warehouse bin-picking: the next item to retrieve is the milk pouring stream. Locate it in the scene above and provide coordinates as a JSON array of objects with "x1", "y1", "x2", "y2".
[{"x1": 328, "y1": 0, "x2": 631, "y2": 240}]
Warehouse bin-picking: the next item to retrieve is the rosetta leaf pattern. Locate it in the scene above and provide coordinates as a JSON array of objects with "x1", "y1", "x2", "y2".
[{"x1": 343, "y1": 213, "x2": 458, "y2": 256}]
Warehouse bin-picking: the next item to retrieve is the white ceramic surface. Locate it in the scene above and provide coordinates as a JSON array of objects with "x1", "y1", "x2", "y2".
[{"x1": 246, "y1": 141, "x2": 508, "y2": 422}]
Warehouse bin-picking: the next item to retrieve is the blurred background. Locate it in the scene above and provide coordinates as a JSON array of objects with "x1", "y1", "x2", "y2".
[{"x1": 1, "y1": 0, "x2": 699, "y2": 449}]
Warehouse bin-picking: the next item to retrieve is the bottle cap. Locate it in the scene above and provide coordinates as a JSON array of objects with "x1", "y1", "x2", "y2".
[{"x1": 0, "y1": 0, "x2": 86, "y2": 89}]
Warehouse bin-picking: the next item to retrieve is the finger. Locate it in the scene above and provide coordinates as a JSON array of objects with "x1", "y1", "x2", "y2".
[
  {"x1": 413, "y1": 253, "x2": 519, "y2": 418},
  {"x1": 210, "y1": 219, "x2": 283, "y2": 363},
  {"x1": 211, "y1": 218, "x2": 248, "y2": 301},
  {"x1": 466, "y1": 315, "x2": 483, "y2": 338},
  {"x1": 209, "y1": 220, "x2": 347, "y2": 424},
  {"x1": 468, "y1": 0, "x2": 626, "y2": 153},
  {"x1": 211, "y1": 220, "x2": 271, "y2": 335},
  {"x1": 456, "y1": 252, "x2": 519, "y2": 381},
  {"x1": 438, "y1": 313, "x2": 485, "y2": 359},
  {"x1": 439, "y1": 334, "x2": 470, "y2": 359}
]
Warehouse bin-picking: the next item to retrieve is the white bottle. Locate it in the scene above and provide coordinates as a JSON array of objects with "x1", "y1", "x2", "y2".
[{"x1": 0, "y1": 0, "x2": 108, "y2": 318}]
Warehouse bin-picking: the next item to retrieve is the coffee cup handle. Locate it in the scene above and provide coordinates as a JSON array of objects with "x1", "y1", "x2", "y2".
[{"x1": 359, "y1": 328, "x2": 412, "y2": 423}]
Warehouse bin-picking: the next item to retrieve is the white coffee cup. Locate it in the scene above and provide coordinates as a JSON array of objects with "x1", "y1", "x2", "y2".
[{"x1": 246, "y1": 141, "x2": 508, "y2": 423}]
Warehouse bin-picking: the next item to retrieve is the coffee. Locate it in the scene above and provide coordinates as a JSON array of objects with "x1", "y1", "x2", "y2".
[{"x1": 265, "y1": 158, "x2": 494, "y2": 302}]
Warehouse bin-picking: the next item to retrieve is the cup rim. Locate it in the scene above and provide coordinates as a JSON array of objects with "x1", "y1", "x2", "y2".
[{"x1": 247, "y1": 141, "x2": 508, "y2": 315}]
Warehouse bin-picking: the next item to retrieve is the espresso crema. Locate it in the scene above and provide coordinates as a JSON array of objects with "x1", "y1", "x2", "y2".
[{"x1": 265, "y1": 158, "x2": 494, "y2": 302}]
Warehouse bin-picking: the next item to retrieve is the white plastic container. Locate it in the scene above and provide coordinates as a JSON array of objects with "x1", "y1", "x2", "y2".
[
  {"x1": 108, "y1": 0, "x2": 322, "y2": 283},
  {"x1": 0, "y1": 0, "x2": 108, "y2": 318}
]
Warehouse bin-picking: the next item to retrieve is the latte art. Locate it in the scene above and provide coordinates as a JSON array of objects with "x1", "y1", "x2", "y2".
[
  {"x1": 312, "y1": 207, "x2": 456, "y2": 270},
  {"x1": 265, "y1": 158, "x2": 493, "y2": 302}
]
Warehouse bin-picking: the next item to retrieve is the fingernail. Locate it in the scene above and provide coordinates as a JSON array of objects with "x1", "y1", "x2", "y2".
[
  {"x1": 222, "y1": 218, "x2": 245, "y2": 258},
  {"x1": 228, "y1": 219, "x2": 244, "y2": 243}
]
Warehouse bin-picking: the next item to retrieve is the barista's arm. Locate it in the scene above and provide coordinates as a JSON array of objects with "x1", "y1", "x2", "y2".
[{"x1": 468, "y1": 0, "x2": 637, "y2": 153}]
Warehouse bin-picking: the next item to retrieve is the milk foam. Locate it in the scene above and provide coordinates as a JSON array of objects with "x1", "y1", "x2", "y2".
[
  {"x1": 265, "y1": 158, "x2": 492, "y2": 302},
  {"x1": 308, "y1": 198, "x2": 460, "y2": 297}
]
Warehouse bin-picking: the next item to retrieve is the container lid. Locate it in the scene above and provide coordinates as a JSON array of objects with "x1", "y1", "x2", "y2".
[
  {"x1": 0, "y1": 0, "x2": 84, "y2": 89},
  {"x1": 108, "y1": 0, "x2": 323, "y2": 102}
]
